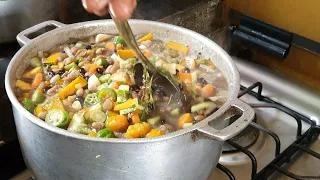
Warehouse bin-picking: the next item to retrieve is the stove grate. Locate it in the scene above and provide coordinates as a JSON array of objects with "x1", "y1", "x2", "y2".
[
  {"x1": 216, "y1": 163, "x2": 236, "y2": 180},
  {"x1": 221, "y1": 82, "x2": 320, "y2": 180}
]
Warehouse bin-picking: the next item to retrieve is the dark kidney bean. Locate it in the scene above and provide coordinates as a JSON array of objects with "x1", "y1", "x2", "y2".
[
  {"x1": 185, "y1": 68, "x2": 191, "y2": 73},
  {"x1": 96, "y1": 68, "x2": 103, "y2": 74},
  {"x1": 84, "y1": 45, "x2": 92, "y2": 50},
  {"x1": 47, "y1": 71, "x2": 55, "y2": 78},
  {"x1": 84, "y1": 76, "x2": 90, "y2": 81},
  {"x1": 79, "y1": 68, "x2": 86, "y2": 75},
  {"x1": 57, "y1": 69, "x2": 65, "y2": 75},
  {"x1": 75, "y1": 96, "x2": 84, "y2": 104},
  {"x1": 198, "y1": 77, "x2": 208, "y2": 86}
]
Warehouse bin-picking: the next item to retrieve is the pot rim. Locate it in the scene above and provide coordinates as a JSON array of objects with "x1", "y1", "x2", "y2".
[{"x1": 5, "y1": 19, "x2": 240, "y2": 143}]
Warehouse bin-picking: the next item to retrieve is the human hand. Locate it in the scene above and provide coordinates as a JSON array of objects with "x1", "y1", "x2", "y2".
[{"x1": 82, "y1": 0, "x2": 137, "y2": 21}]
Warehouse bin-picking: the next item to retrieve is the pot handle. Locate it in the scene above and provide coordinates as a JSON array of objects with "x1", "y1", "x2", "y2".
[
  {"x1": 197, "y1": 99, "x2": 255, "y2": 141},
  {"x1": 17, "y1": 20, "x2": 65, "y2": 46}
]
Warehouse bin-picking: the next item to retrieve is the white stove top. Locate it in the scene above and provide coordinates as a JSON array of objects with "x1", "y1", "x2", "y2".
[{"x1": 210, "y1": 57, "x2": 320, "y2": 180}]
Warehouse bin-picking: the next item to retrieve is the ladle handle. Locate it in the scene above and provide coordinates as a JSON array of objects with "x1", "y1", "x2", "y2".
[{"x1": 112, "y1": 18, "x2": 157, "y2": 73}]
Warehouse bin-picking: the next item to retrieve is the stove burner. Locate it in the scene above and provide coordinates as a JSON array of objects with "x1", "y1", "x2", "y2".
[{"x1": 222, "y1": 113, "x2": 260, "y2": 152}]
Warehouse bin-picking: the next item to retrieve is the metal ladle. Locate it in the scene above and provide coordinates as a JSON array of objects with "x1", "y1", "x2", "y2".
[{"x1": 112, "y1": 18, "x2": 192, "y2": 113}]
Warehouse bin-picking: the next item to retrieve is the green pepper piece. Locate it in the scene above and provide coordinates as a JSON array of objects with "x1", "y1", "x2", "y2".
[
  {"x1": 97, "y1": 128, "x2": 115, "y2": 138},
  {"x1": 77, "y1": 57, "x2": 84, "y2": 64},
  {"x1": 170, "y1": 108, "x2": 180, "y2": 116},
  {"x1": 30, "y1": 57, "x2": 41, "y2": 67},
  {"x1": 147, "y1": 116, "x2": 161, "y2": 126},
  {"x1": 31, "y1": 89, "x2": 45, "y2": 104},
  {"x1": 84, "y1": 93, "x2": 99, "y2": 107},
  {"x1": 45, "y1": 109, "x2": 69, "y2": 128},
  {"x1": 64, "y1": 62, "x2": 78, "y2": 71},
  {"x1": 95, "y1": 58, "x2": 107, "y2": 66},
  {"x1": 23, "y1": 98, "x2": 35, "y2": 113},
  {"x1": 116, "y1": 89, "x2": 128, "y2": 103},
  {"x1": 97, "y1": 88, "x2": 117, "y2": 102},
  {"x1": 99, "y1": 74, "x2": 111, "y2": 84},
  {"x1": 113, "y1": 36, "x2": 125, "y2": 45}
]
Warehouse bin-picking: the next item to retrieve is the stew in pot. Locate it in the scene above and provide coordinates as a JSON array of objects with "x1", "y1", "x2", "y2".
[{"x1": 14, "y1": 33, "x2": 228, "y2": 138}]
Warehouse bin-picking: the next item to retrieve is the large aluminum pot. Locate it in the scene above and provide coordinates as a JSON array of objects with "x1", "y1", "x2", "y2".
[
  {"x1": 0, "y1": 0, "x2": 58, "y2": 43},
  {"x1": 6, "y1": 20, "x2": 254, "y2": 180}
]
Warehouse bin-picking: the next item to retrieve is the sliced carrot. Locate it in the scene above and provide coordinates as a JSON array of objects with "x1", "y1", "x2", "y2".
[
  {"x1": 131, "y1": 111, "x2": 140, "y2": 124},
  {"x1": 144, "y1": 50, "x2": 152, "y2": 58},
  {"x1": 31, "y1": 73, "x2": 43, "y2": 88},
  {"x1": 166, "y1": 41, "x2": 189, "y2": 54},
  {"x1": 177, "y1": 73, "x2": 192, "y2": 83},
  {"x1": 105, "y1": 42, "x2": 115, "y2": 51},
  {"x1": 178, "y1": 113, "x2": 193, "y2": 128},
  {"x1": 138, "y1": 33, "x2": 153, "y2": 42},
  {"x1": 201, "y1": 84, "x2": 216, "y2": 98},
  {"x1": 79, "y1": 107, "x2": 90, "y2": 114},
  {"x1": 83, "y1": 63, "x2": 103, "y2": 74},
  {"x1": 112, "y1": 82, "x2": 120, "y2": 90},
  {"x1": 117, "y1": 49, "x2": 135, "y2": 59}
]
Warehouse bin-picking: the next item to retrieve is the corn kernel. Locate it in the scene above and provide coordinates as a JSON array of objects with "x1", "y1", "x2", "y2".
[
  {"x1": 88, "y1": 132, "x2": 97, "y2": 137},
  {"x1": 51, "y1": 65, "x2": 59, "y2": 69},
  {"x1": 58, "y1": 62, "x2": 65, "y2": 69},
  {"x1": 86, "y1": 50, "x2": 93, "y2": 55},
  {"x1": 146, "y1": 129, "x2": 165, "y2": 138}
]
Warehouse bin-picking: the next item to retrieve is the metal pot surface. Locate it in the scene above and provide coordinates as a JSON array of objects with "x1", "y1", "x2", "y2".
[{"x1": 5, "y1": 20, "x2": 254, "y2": 180}]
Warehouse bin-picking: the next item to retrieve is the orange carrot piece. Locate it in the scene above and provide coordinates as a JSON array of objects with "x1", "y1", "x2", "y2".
[
  {"x1": 31, "y1": 73, "x2": 43, "y2": 88},
  {"x1": 83, "y1": 63, "x2": 103, "y2": 74},
  {"x1": 105, "y1": 42, "x2": 115, "y2": 51},
  {"x1": 178, "y1": 113, "x2": 193, "y2": 128},
  {"x1": 131, "y1": 112, "x2": 140, "y2": 124},
  {"x1": 144, "y1": 51, "x2": 152, "y2": 58},
  {"x1": 177, "y1": 73, "x2": 192, "y2": 83},
  {"x1": 200, "y1": 84, "x2": 216, "y2": 98}
]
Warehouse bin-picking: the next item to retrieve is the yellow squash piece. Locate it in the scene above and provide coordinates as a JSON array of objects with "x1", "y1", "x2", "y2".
[
  {"x1": 88, "y1": 132, "x2": 97, "y2": 137},
  {"x1": 107, "y1": 111, "x2": 119, "y2": 118},
  {"x1": 165, "y1": 41, "x2": 189, "y2": 54},
  {"x1": 43, "y1": 52, "x2": 60, "y2": 65},
  {"x1": 16, "y1": 80, "x2": 33, "y2": 91},
  {"x1": 42, "y1": 96, "x2": 65, "y2": 111},
  {"x1": 113, "y1": 99, "x2": 138, "y2": 111},
  {"x1": 58, "y1": 76, "x2": 88, "y2": 100},
  {"x1": 22, "y1": 67, "x2": 42, "y2": 79},
  {"x1": 176, "y1": 64, "x2": 185, "y2": 72},
  {"x1": 146, "y1": 129, "x2": 165, "y2": 138},
  {"x1": 117, "y1": 50, "x2": 135, "y2": 59},
  {"x1": 137, "y1": 33, "x2": 153, "y2": 42}
]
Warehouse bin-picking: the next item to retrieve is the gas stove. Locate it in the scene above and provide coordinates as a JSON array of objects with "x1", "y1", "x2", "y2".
[{"x1": 209, "y1": 57, "x2": 320, "y2": 180}]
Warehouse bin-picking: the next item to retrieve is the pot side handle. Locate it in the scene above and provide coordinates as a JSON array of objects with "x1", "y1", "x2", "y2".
[
  {"x1": 197, "y1": 99, "x2": 255, "y2": 141},
  {"x1": 17, "y1": 20, "x2": 65, "y2": 46}
]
